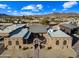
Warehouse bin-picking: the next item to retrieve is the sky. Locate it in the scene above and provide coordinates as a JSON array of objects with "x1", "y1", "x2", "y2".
[{"x1": 0, "y1": 1, "x2": 79, "y2": 16}]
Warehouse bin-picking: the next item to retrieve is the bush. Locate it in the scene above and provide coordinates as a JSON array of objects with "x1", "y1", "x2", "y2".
[
  {"x1": 68, "y1": 56, "x2": 73, "y2": 58},
  {"x1": 47, "y1": 47, "x2": 52, "y2": 50},
  {"x1": 23, "y1": 47, "x2": 29, "y2": 50},
  {"x1": 40, "y1": 19, "x2": 49, "y2": 25},
  {"x1": 30, "y1": 47, "x2": 33, "y2": 49},
  {"x1": 5, "y1": 47, "x2": 8, "y2": 50}
]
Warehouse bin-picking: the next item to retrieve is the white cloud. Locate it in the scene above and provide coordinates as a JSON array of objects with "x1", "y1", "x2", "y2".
[
  {"x1": 7, "y1": 10, "x2": 11, "y2": 12},
  {"x1": 0, "y1": 4, "x2": 8, "y2": 9},
  {"x1": 14, "y1": 11, "x2": 17, "y2": 12},
  {"x1": 62, "y1": 9, "x2": 67, "y2": 11},
  {"x1": 52, "y1": 9, "x2": 56, "y2": 11},
  {"x1": 22, "y1": 5, "x2": 34, "y2": 10},
  {"x1": 12, "y1": 11, "x2": 19, "y2": 16},
  {"x1": 12, "y1": 11, "x2": 18, "y2": 15},
  {"x1": 62, "y1": 1, "x2": 78, "y2": 11},
  {"x1": 7, "y1": 10, "x2": 17, "y2": 13},
  {"x1": 20, "y1": 12, "x2": 34, "y2": 15},
  {"x1": 7, "y1": 7, "x2": 11, "y2": 9},
  {"x1": 21, "y1": 4, "x2": 43, "y2": 12},
  {"x1": 20, "y1": 11, "x2": 42, "y2": 16},
  {"x1": 0, "y1": 4, "x2": 11, "y2": 10},
  {"x1": 7, "y1": 10, "x2": 42, "y2": 16},
  {"x1": 63, "y1": 1, "x2": 78, "y2": 9},
  {"x1": 36, "y1": 4, "x2": 43, "y2": 10},
  {"x1": 12, "y1": 12, "x2": 18, "y2": 15},
  {"x1": 7, "y1": 10, "x2": 19, "y2": 16}
]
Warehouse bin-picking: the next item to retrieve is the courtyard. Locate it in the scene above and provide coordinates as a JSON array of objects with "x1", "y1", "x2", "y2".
[{"x1": 0, "y1": 45, "x2": 76, "y2": 58}]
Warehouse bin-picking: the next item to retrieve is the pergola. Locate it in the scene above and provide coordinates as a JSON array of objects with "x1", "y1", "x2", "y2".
[
  {"x1": 29, "y1": 24, "x2": 47, "y2": 34},
  {"x1": 29, "y1": 24, "x2": 48, "y2": 57},
  {"x1": 29, "y1": 24, "x2": 48, "y2": 37},
  {"x1": 29, "y1": 24, "x2": 47, "y2": 44}
]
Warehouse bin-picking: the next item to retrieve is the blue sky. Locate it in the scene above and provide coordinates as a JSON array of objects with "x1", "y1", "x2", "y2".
[{"x1": 0, "y1": 1, "x2": 79, "y2": 16}]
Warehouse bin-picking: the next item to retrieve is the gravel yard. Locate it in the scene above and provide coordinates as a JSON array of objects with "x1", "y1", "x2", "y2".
[{"x1": 0, "y1": 46, "x2": 76, "y2": 58}]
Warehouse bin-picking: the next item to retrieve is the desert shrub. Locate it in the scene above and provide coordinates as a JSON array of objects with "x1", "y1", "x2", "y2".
[
  {"x1": 30, "y1": 47, "x2": 33, "y2": 49},
  {"x1": 5, "y1": 47, "x2": 8, "y2": 50},
  {"x1": 47, "y1": 47, "x2": 52, "y2": 50},
  {"x1": 40, "y1": 19, "x2": 49, "y2": 25},
  {"x1": 23, "y1": 47, "x2": 29, "y2": 50}
]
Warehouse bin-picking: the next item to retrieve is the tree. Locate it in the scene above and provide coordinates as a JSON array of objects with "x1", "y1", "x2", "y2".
[
  {"x1": 26, "y1": 16, "x2": 33, "y2": 20},
  {"x1": 40, "y1": 19, "x2": 49, "y2": 25},
  {"x1": 23, "y1": 15, "x2": 25, "y2": 18}
]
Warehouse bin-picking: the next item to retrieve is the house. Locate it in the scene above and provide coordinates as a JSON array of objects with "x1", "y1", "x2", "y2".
[
  {"x1": 4, "y1": 28, "x2": 31, "y2": 49},
  {"x1": 47, "y1": 28, "x2": 76, "y2": 57},
  {"x1": 48, "y1": 28, "x2": 72, "y2": 49},
  {"x1": 59, "y1": 24, "x2": 78, "y2": 34}
]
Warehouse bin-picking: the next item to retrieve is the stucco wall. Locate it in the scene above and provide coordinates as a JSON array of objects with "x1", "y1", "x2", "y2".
[
  {"x1": 43, "y1": 33, "x2": 72, "y2": 50},
  {"x1": 4, "y1": 37, "x2": 23, "y2": 49}
]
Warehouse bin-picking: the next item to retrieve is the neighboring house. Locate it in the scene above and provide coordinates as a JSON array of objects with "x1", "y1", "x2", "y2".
[{"x1": 59, "y1": 24, "x2": 78, "y2": 34}]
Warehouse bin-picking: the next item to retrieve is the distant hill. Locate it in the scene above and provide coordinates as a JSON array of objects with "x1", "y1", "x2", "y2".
[
  {"x1": 0, "y1": 14, "x2": 10, "y2": 16},
  {"x1": 39, "y1": 12, "x2": 79, "y2": 18},
  {"x1": 22, "y1": 12, "x2": 79, "y2": 19},
  {"x1": 0, "y1": 12, "x2": 79, "y2": 18}
]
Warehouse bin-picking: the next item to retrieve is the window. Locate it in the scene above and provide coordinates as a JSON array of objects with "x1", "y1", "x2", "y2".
[
  {"x1": 63, "y1": 40, "x2": 67, "y2": 45},
  {"x1": 56, "y1": 40, "x2": 59, "y2": 45},
  {"x1": 16, "y1": 41, "x2": 19, "y2": 45},
  {"x1": 19, "y1": 45, "x2": 21, "y2": 48},
  {"x1": 8, "y1": 41, "x2": 12, "y2": 45}
]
